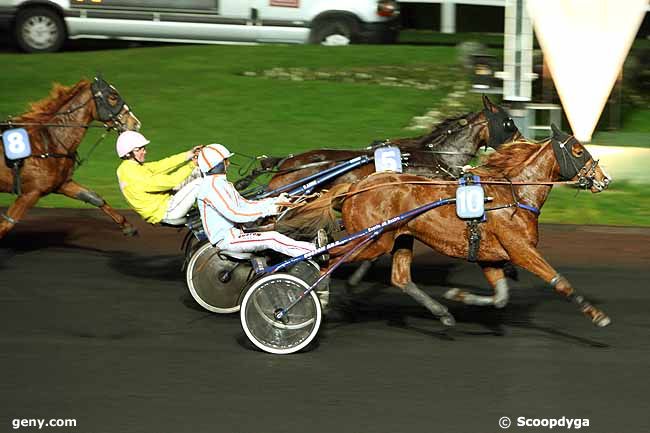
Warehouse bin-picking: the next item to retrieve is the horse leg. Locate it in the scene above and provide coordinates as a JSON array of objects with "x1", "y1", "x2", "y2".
[
  {"x1": 55, "y1": 180, "x2": 138, "y2": 237},
  {"x1": 347, "y1": 260, "x2": 375, "y2": 287},
  {"x1": 391, "y1": 243, "x2": 456, "y2": 327},
  {"x1": 347, "y1": 232, "x2": 415, "y2": 288},
  {"x1": 509, "y1": 246, "x2": 611, "y2": 327},
  {"x1": 444, "y1": 263, "x2": 510, "y2": 308},
  {"x1": 0, "y1": 191, "x2": 41, "y2": 240},
  {"x1": 348, "y1": 235, "x2": 413, "y2": 287}
]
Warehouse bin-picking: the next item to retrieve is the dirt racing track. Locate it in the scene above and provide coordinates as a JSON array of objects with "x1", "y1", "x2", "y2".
[{"x1": 1, "y1": 209, "x2": 649, "y2": 433}]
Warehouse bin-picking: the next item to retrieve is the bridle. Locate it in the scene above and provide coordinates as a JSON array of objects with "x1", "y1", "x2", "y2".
[
  {"x1": 90, "y1": 76, "x2": 136, "y2": 132},
  {"x1": 422, "y1": 107, "x2": 520, "y2": 157},
  {"x1": 2, "y1": 76, "x2": 136, "y2": 133},
  {"x1": 551, "y1": 135, "x2": 601, "y2": 190}
]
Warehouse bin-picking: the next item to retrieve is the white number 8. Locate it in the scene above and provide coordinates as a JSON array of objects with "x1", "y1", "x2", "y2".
[{"x1": 7, "y1": 132, "x2": 26, "y2": 154}]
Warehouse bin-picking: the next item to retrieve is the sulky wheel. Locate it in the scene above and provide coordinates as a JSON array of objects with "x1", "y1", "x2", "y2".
[
  {"x1": 186, "y1": 243, "x2": 253, "y2": 313},
  {"x1": 240, "y1": 273, "x2": 322, "y2": 355}
]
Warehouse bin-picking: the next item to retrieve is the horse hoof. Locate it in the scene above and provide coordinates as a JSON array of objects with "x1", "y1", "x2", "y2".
[
  {"x1": 347, "y1": 276, "x2": 362, "y2": 288},
  {"x1": 443, "y1": 288, "x2": 463, "y2": 302},
  {"x1": 594, "y1": 315, "x2": 611, "y2": 327},
  {"x1": 122, "y1": 225, "x2": 139, "y2": 237},
  {"x1": 494, "y1": 297, "x2": 509, "y2": 309},
  {"x1": 440, "y1": 314, "x2": 456, "y2": 327}
]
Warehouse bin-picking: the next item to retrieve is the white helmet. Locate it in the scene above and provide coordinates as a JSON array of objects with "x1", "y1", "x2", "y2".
[
  {"x1": 116, "y1": 131, "x2": 149, "y2": 158},
  {"x1": 198, "y1": 143, "x2": 234, "y2": 173}
]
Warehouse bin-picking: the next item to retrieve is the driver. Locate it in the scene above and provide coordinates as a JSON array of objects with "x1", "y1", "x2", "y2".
[
  {"x1": 196, "y1": 143, "x2": 326, "y2": 257},
  {"x1": 115, "y1": 131, "x2": 202, "y2": 225}
]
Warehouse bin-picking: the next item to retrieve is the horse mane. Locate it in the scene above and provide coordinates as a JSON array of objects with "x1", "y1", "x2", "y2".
[
  {"x1": 13, "y1": 79, "x2": 91, "y2": 123},
  {"x1": 415, "y1": 111, "x2": 480, "y2": 147},
  {"x1": 471, "y1": 140, "x2": 543, "y2": 178}
]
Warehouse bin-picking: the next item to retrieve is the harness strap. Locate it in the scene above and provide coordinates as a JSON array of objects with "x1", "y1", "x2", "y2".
[
  {"x1": 12, "y1": 162, "x2": 21, "y2": 195},
  {"x1": 516, "y1": 203, "x2": 541, "y2": 215},
  {"x1": 36, "y1": 152, "x2": 77, "y2": 159},
  {"x1": 467, "y1": 220, "x2": 481, "y2": 262},
  {"x1": 484, "y1": 202, "x2": 540, "y2": 215}
]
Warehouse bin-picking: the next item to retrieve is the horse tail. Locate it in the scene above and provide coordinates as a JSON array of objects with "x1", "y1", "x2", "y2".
[{"x1": 275, "y1": 183, "x2": 351, "y2": 240}]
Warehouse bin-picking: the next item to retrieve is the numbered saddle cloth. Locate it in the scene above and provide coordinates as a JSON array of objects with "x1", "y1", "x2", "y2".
[{"x1": 3, "y1": 128, "x2": 32, "y2": 160}]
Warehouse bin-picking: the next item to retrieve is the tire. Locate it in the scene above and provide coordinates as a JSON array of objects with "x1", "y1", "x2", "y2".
[
  {"x1": 14, "y1": 7, "x2": 66, "y2": 53},
  {"x1": 186, "y1": 243, "x2": 252, "y2": 314},
  {"x1": 309, "y1": 17, "x2": 358, "y2": 46},
  {"x1": 240, "y1": 273, "x2": 322, "y2": 355}
]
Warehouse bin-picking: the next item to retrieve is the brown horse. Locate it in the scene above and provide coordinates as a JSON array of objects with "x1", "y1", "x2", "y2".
[
  {"x1": 272, "y1": 96, "x2": 522, "y2": 285},
  {"x1": 0, "y1": 77, "x2": 141, "y2": 240},
  {"x1": 239, "y1": 95, "x2": 521, "y2": 194},
  {"x1": 307, "y1": 125, "x2": 612, "y2": 328}
]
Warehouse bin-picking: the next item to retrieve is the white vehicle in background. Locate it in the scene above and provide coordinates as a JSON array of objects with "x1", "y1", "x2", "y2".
[{"x1": 0, "y1": 0, "x2": 400, "y2": 53}]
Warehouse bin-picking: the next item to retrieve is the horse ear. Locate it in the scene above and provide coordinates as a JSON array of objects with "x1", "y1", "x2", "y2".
[
  {"x1": 482, "y1": 95, "x2": 498, "y2": 112},
  {"x1": 550, "y1": 123, "x2": 562, "y2": 137}
]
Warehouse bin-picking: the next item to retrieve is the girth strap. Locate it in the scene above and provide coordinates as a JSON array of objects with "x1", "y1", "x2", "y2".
[
  {"x1": 467, "y1": 220, "x2": 482, "y2": 262},
  {"x1": 12, "y1": 162, "x2": 21, "y2": 195}
]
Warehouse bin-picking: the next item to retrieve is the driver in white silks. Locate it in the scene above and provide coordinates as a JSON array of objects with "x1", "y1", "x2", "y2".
[{"x1": 196, "y1": 143, "x2": 327, "y2": 258}]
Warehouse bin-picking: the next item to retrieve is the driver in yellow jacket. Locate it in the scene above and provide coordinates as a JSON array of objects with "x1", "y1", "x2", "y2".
[{"x1": 116, "y1": 131, "x2": 202, "y2": 225}]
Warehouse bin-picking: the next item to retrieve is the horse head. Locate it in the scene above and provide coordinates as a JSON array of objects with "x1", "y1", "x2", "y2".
[
  {"x1": 481, "y1": 95, "x2": 521, "y2": 149},
  {"x1": 91, "y1": 75, "x2": 141, "y2": 132},
  {"x1": 550, "y1": 123, "x2": 611, "y2": 193}
]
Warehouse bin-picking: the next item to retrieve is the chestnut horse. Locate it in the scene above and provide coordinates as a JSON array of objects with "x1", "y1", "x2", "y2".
[
  {"x1": 238, "y1": 95, "x2": 521, "y2": 193},
  {"x1": 309, "y1": 125, "x2": 612, "y2": 328},
  {"x1": 0, "y1": 77, "x2": 141, "y2": 240},
  {"x1": 273, "y1": 96, "x2": 521, "y2": 285}
]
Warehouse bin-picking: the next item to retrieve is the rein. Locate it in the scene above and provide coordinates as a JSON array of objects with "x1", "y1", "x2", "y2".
[
  {"x1": 1, "y1": 81, "x2": 125, "y2": 166},
  {"x1": 0, "y1": 121, "x2": 106, "y2": 129},
  {"x1": 248, "y1": 116, "x2": 490, "y2": 176},
  {"x1": 286, "y1": 178, "x2": 577, "y2": 211}
]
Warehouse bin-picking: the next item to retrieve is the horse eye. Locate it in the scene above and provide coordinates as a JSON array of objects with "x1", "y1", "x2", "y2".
[{"x1": 574, "y1": 147, "x2": 584, "y2": 157}]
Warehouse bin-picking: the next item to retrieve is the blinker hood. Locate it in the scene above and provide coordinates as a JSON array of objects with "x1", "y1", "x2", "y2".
[
  {"x1": 91, "y1": 76, "x2": 126, "y2": 122},
  {"x1": 484, "y1": 105, "x2": 519, "y2": 148},
  {"x1": 550, "y1": 123, "x2": 592, "y2": 180}
]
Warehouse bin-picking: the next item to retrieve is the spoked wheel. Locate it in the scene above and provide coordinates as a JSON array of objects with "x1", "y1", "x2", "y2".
[
  {"x1": 186, "y1": 243, "x2": 253, "y2": 313},
  {"x1": 240, "y1": 274, "x2": 322, "y2": 355}
]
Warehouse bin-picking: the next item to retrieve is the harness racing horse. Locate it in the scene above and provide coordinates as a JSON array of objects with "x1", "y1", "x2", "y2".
[
  {"x1": 0, "y1": 77, "x2": 141, "y2": 240},
  {"x1": 317, "y1": 125, "x2": 612, "y2": 328},
  {"x1": 239, "y1": 95, "x2": 520, "y2": 193},
  {"x1": 273, "y1": 96, "x2": 521, "y2": 286}
]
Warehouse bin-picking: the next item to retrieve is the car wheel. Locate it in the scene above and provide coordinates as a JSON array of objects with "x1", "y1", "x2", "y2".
[
  {"x1": 15, "y1": 7, "x2": 66, "y2": 53},
  {"x1": 310, "y1": 17, "x2": 358, "y2": 46}
]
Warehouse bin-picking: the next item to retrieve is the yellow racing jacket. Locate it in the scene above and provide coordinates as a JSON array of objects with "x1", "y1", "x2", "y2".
[{"x1": 116, "y1": 152, "x2": 194, "y2": 224}]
